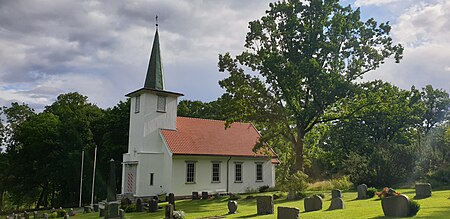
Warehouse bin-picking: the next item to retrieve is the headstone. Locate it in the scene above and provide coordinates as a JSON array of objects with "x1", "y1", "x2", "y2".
[
  {"x1": 192, "y1": 192, "x2": 199, "y2": 200},
  {"x1": 63, "y1": 214, "x2": 69, "y2": 219},
  {"x1": 227, "y1": 201, "x2": 238, "y2": 214},
  {"x1": 256, "y1": 196, "x2": 274, "y2": 215},
  {"x1": 165, "y1": 204, "x2": 174, "y2": 219},
  {"x1": 331, "y1": 189, "x2": 342, "y2": 199},
  {"x1": 357, "y1": 184, "x2": 368, "y2": 199},
  {"x1": 107, "y1": 159, "x2": 117, "y2": 202},
  {"x1": 106, "y1": 202, "x2": 120, "y2": 219},
  {"x1": 304, "y1": 195, "x2": 323, "y2": 212},
  {"x1": 328, "y1": 198, "x2": 345, "y2": 210},
  {"x1": 42, "y1": 213, "x2": 48, "y2": 219},
  {"x1": 277, "y1": 206, "x2": 300, "y2": 219},
  {"x1": 415, "y1": 183, "x2": 432, "y2": 198},
  {"x1": 168, "y1": 193, "x2": 176, "y2": 210},
  {"x1": 24, "y1": 211, "x2": 30, "y2": 219},
  {"x1": 68, "y1": 208, "x2": 75, "y2": 217},
  {"x1": 84, "y1": 206, "x2": 92, "y2": 213},
  {"x1": 14, "y1": 213, "x2": 18, "y2": 219},
  {"x1": 136, "y1": 198, "x2": 143, "y2": 212},
  {"x1": 148, "y1": 199, "x2": 158, "y2": 212},
  {"x1": 99, "y1": 208, "x2": 105, "y2": 217},
  {"x1": 93, "y1": 204, "x2": 99, "y2": 212},
  {"x1": 202, "y1": 191, "x2": 208, "y2": 200},
  {"x1": 33, "y1": 211, "x2": 38, "y2": 219},
  {"x1": 381, "y1": 194, "x2": 410, "y2": 217},
  {"x1": 119, "y1": 209, "x2": 125, "y2": 219}
]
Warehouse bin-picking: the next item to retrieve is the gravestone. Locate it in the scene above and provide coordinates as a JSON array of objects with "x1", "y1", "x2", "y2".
[
  {"x1": 42, "y1": 213, "x2": 48, "y2": 219},
  {"x1": 167, "y1": 193, "x2": 176, "y2": 210},
  {"x1": 24, "y1": 211, "x2": 29, "y2": 219},
  {"x1": 165, "y1": 204, "x2": 174, "y2": 219},
  {"x1": 331, "y1": 189, "x2": 342, "y2": 199},
  {"x1": 99, "y1": 207, "x2": 105, "y2": 217},
  {"x1": 68, "y1": 208, "x2": 75, "y2": 217},
  {"x1": 202, "y1": 192, "x2": 209, "y2": 200},
  {"x1": 415, "y1": 183, "x2": 432, "y2": 198},
  {"x1": 277, "y1": 206, "x2": 300, "y2": 219},
  {"x1": 381, "y1": 194, "x2": 410, "y2": 217},
  {"x1": 33, "y1": 211, "x2": 38, "y2": 219},
  {"x1": 328, "y1": 198, "x2": 345, "y2": 210},
  {"x1": 119, "y1": 209, "x2": 125, "y2": 219},
  {"x1": 256, "y1": 196, "x2": 274, "y2": 215},
  {"x1": 105, "y1": 202, "x2": 120, "y2": 219},
  {"x1": 14, "y1": 213, "x2": 18, "y2": 219},
  {"x1": 304, "y1": 195, "x2": 323, "y2": 212},
  {"x1": 84, "y1": 206, "x2": 92, "y2": 213},
  {"x1": 63, "y1": 214, "x2": 69, "y2": 219},
  {"x1": 136, "y1": 198, "x2": 143, "y2": 212},
  {"x1": 93, "y1": 204, "x2": 99, "y2": 212},
  {"x1": 227, "y1": 201, "x2": 238, "y2": 214},
  {"x1": 357, "y1": 184, "x2": 368, "y2": 199},
  {"x1": 192, "y1": 192, "x2": 199, "y2": 200},
  {"x1": 148, "y1": 198, "x2": 158, "y2": 212}
]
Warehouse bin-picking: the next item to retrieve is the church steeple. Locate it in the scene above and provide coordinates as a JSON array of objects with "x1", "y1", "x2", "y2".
[{"x1": 144, "y1": 17, "x2": 164, "y2": 90}]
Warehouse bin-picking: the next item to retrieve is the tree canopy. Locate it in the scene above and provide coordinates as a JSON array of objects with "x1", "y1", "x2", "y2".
[{"x1": 218, "y1": 0, "x2": 403, "y2": 171}]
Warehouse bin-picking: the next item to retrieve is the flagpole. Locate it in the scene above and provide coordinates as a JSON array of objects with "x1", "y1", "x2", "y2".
[
  {"x1": 91, "y1": 145, "x2": 97, "y2": 206},
  {"x1": 79, "y1": 150, "x2": 85, "y2": 208}
]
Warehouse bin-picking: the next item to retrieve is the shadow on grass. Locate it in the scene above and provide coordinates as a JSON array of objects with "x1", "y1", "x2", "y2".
[{"x1": 235, "y1": 213, "x2": 258, "y2": 218}]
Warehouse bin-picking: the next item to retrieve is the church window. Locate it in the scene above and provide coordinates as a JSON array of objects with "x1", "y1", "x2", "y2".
[
  {"x1": 157, "y1": 95, "x2": 166, "y2": 112},
  {"x1": 186, "y1": 161, "x2": 196, "y2": 183},
  {"x1": 135, "y1": 95, "x2": 140, "y2": 113},
  {"x1": 234, "y1": 162, "x2": 243, "y2": 183},
  {"x1": 212, "y1": 162, "x2": 221, "y2": 183},
  {"x1": 150, "y1": 173, "x2": 154, "y2": 186},
  {"x1": 256, "y1": 163, "x2": 263, "y2": 182}
]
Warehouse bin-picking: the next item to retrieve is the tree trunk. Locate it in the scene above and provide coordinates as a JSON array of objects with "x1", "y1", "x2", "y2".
[{"x1": 294, "y1": 126, "x2": 305, "y2": 172}]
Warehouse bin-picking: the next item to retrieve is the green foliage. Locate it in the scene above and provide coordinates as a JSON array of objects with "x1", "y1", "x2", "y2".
[
  {"x1": 49, "y1": 211, "x2": 58, "y2": 218},
  {"x1": 124, "y1": 205, "x2": 136, "y2": 213},
  {"x1": 218, "y1": 0, "x2": 403, "y2": 172},
  {"x1": 408, "y1": 200, "x2": 421, "y2": 217},
  {"x1": 258, "y1": 185, "x2": 270, "y2": 193},
  {"x1": 280, "y1": 171, "x2": 309, "y2": 197},
  {"x1": 228, "y1": 193, "x2": 241, "y2": 200},
  {"x1": 331, "y1": 176, "x2": 354, "y2": 191},
  {"x1": 366, "y1": 187, "x2": 377, "y2": 198},
  {"x1": 57, "y1": 209, "x2": 67, "y2": 217},
  {"x1": 428, "y1": 166, "x2": 450, "y2": 187},
  {"x1": 420, "y1": 85, "x2": 450, "y2": 133}
]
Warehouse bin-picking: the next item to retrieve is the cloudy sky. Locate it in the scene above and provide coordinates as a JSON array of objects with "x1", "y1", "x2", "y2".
[{"x1": 0, "y1": 0, "x2": 449, "y2": 111}]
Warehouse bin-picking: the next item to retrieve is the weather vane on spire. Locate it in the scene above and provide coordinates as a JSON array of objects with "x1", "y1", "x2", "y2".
[{"x1": 155, "y1": 15, "x2": 159, "y2": 29}]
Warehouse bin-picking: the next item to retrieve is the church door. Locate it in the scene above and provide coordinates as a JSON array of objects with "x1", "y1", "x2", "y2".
[{"x1": 124, "y1": 164, "x2": 137, "y2": 194}]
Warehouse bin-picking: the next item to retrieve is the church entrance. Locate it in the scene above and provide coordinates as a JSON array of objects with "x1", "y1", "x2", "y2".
[{"x1": 124, "y1": 163, "x2": 137, "y2": 194}]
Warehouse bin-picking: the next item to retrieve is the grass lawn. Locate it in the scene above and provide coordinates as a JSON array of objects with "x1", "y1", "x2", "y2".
[{"x1": 10, "y1": 189, "x2": 450, "y2": 219}]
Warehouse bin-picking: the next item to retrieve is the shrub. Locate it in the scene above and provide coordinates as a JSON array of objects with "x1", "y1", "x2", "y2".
[
  {"x1": 244, "y1": 187, "x2": 258, "y2": 194},
  {"x1": 308, "y1": 180, "x2": 333, "y2": 191},
  {"x1": 408, "y1": 200, "x2": 420, "y2": 217},
  {"x1": 331, "y1": 176, "x2": 353, "y2": 191},
  {"x1": 57, "y1": 209, "x2": 66, "y2": 217},
  {"x1": 124, "y1": 205, "x2": 136, "y2": 213},
  {"x1": 173, "y1": 211, "x2": 186, "y2": 219},
  {"x1": 366, "y1": 187, "x2": 377, "y2": 198},
  {"x1": 245, "y1": 195, "x2": 255, "y2": 200},
  {"x1": 258, "y1": 185, "x2": 270, "y2": 193},
  {"x1": 49, "y1": 212, "x2": 58, "y2": 218},
  {"x1": 280, "y1": 171, "x2": 309, "y2": 197}
]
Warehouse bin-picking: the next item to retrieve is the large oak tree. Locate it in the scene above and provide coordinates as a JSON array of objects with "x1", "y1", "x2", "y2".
[{"x1": 218, "y1": 0, "x2": 403, "y2": 171}]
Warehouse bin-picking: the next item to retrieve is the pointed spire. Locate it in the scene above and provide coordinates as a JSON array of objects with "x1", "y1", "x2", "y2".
[{"x1": 144, "y1": 15, "x2": 164, "y2": 90}]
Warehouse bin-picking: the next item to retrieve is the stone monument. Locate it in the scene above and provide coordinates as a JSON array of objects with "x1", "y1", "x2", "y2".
[
  {"x1": 277, "y1": 206, "x2": 300, "y2": 219},
  {"x1": 304, "y1": 195, "x2": 323, "y2": 212},
  {"x1": 256, "y1": 196, "x2": 274, "y2": 215},
  {"x1": 331, "y1": 189, "x2": 342, "y2": 199},
  {"x1": 381, "y1": 194, "x2": 410, "y2": 217},
  {"x1": 357, "y1": 184, "x2": 368, "y2": 199},
  {"x1": 415, "y1": 183, "x2": 432, "y2": 198},
  {"x1": 105, "y1": 159, "x2": 120, "y2": 219},
  {"x1": 227, "y1": 201, "x2": 238, "y2": 214},
  {"x1": 328, "y1": 197, "x2": 345, "y2": 210}
]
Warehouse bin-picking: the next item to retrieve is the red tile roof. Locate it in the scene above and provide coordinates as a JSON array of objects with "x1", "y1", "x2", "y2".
[{"x1": 161, "y1": 117, "x2": 277, "y2": 160}]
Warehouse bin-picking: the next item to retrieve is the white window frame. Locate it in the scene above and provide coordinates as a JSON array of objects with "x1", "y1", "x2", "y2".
[
  {"x1": 211, "y1": 162, "x2": 221, "y2": 183},
  {"x1": 135, "y1": 95, "x2": 140, "y2": 113},
  {"x1": 157, "y1": 95, "x2": 166, "y2": 112},
  {"x1": 234, "y1": 162, "x2": 243, "y2": 183},
  {"x1": 185, "y1": 161, "x2": 196, "y2": 184},
  {"x1": 256, "y1": 163, "x2": 263, "y2": 182}
]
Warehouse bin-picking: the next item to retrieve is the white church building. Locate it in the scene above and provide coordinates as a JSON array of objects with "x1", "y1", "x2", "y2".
[{"x1": 121, "y1": 27, "x2": 279, "y2": 198}]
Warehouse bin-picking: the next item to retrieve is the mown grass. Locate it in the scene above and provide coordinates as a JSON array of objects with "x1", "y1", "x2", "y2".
[{"x1": 5, "y1": 189, "x2": 450, "y2": 219}]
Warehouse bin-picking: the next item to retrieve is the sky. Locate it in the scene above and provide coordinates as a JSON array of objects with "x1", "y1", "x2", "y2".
[{"x1": 0, "y1": 0, "x2": 449, "y2": 111}]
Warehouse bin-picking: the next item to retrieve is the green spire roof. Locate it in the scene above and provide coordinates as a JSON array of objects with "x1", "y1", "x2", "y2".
[{"x1": 144, "y1": 30, "x2": 164, "y2": 90}]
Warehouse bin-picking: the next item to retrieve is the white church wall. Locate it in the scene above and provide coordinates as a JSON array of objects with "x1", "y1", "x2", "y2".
[
  {"x1": 134, "y1": 152, "x2": 166, "y2": 196},
  {"x1": 170, "y1": 156, "x2": 275, "y2": 196}
]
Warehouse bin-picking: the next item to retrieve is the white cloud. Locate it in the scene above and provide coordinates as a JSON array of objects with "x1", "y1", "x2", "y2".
[{"x1": 354, "y1": 0, "x2": 400, "y2": 7}]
